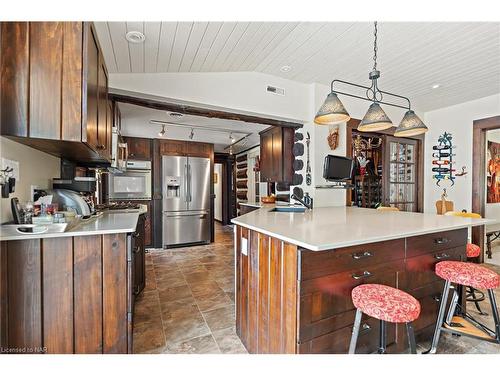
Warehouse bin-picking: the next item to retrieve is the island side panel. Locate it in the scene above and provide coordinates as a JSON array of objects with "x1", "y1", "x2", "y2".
[
  {"x1": 235, "y1": 225, "x2": 298, "y2": 354},
  {"x1": 0, "y1": 242, "x2": 7, "y2": 349}
]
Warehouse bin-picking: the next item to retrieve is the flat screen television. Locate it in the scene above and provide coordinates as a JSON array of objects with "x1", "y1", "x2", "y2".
[{"x1": 323, "y1": 155, "x2": 354, "y2": 181}]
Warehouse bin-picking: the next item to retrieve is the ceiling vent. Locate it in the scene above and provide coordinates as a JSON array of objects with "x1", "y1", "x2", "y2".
[
  {"x1": 169, "y1": 112, "x2": 184, "y2": 119},
  {"x1": 266, "y1": 85, "x2": 285, "y2": 96}
]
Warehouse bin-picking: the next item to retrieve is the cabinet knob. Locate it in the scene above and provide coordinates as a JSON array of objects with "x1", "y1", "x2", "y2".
[{"x1": 97, "y1": 144, "x2": 105, "y2": 150}]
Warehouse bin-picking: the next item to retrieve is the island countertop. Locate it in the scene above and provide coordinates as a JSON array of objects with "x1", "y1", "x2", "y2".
[
  {"x1": 231, "y1": 206, "x2": 494, "y2": 251},
  {"x1": 0, "y1": 211, "x2": 140, "y2": 241}
]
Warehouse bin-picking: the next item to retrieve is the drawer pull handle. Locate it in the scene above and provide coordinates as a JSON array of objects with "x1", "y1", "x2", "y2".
[
  {"x1": 352, "y1": 251, "x2": 373, "y2": 260},
  {"x1": 133, "y1": 246, "x2": 141, "y2": 254},
  {"x1": 352, "y1": 322, "x2": 372, "y2": 335},
  {"x1": 434, "y1": 253, "x2": 450, "y2": 260},
  {"x1": 360, "y1": 323, "x2": 371, "y2": 334},
  {"x1": 432, "y1": 294, "x2": 442, "y2": 303},
  {"x1": 352, "y1": 271, "x2": 372, "y2": 280},
  {"x1": 434, "y1": 237, "x2": 450, "y2": 245}
]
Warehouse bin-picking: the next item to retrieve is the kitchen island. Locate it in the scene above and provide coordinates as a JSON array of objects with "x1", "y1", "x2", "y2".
[
  {"x1": 231, "y1": 206, "x2": 492, "y2": 354},
  {"x1": 0, "y1": 211, "x2": 145, "y2": 354}
]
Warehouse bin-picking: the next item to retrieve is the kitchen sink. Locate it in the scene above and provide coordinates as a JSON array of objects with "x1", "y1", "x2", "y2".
[{"x1": 270, "y1": 206, "x2": 306, "y2": 213}]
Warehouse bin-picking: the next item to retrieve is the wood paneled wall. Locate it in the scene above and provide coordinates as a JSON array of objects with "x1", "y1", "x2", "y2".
[
  {"x1": 235, "y1": 226, "x2": 298, "y2": 354},
  {"x1": 0, "y1": 234, "x2": 130, "y2": 354}
]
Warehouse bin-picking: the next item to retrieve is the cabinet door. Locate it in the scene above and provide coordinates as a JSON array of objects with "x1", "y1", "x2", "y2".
[
  {"x1": 85, "y1": 26, "x2": 99, "y2": 151},
  {"x1": 29, "y1": 22, "x2": 63, "y2": 139},
  {"x1": 260, "y1": 130, "x2": 273, "y2": 182},
  {"x1": 271, "y1": 128, "x2": 283, "y2": 181},
  {"x1": 97, "y1": 58, "x2": 108, "y2": 156},
  {"x1": 384, "y1": 136, "x2": 418, "y2": 212},
  {"x1": 133, "y1": 216, "x2": 146, "y2": 296},
  {"x1": 126, "y1": 137, "x2": 152, "y2": 160}
]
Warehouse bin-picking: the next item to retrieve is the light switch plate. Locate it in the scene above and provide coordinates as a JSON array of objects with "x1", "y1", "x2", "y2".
[{"x1": 241, "y1": 237, "x2": 248, "y2": 256}]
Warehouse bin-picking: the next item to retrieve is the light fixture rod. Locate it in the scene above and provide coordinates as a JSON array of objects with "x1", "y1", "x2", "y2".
[
  {"x1": 149, "y1": 119, "x2": 251, "y2": 137},
  {"x1": 223, "y1": 134, "x2": 252, "y2": 150},
  {"x1": 330, "y1": 79, "x2": 411, "y2": 110}
]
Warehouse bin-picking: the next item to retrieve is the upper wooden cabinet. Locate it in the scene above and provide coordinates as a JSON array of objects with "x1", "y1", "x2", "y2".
[
  {"x1": 159, "y1": 139, "x2": 213, "y2": 158},
  {"x1": 123, "y1": 137, "x2": 152, "y2": 160},
  {"x1": 259, "y1": 126, "x2": 294, "y2": 183},
  {"x1": 0, "y1": 22, "x2": 111, "y2": 162}
]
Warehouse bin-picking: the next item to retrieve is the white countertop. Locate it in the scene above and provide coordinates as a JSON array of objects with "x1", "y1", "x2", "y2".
[
  {"x1": 239, "y1": 201, "x2": 263, "y2": 208},
  {"x1": 231, "y1": 206, "x2": 495, "y2": 251},
  {"x1": 0, "y1": 211, "x2": 140, "y2": 241}
]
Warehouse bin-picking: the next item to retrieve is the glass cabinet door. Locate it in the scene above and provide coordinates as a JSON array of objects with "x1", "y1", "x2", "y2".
[{"x1": 385, "y1": 136, "x2": 418, "y2": 212}]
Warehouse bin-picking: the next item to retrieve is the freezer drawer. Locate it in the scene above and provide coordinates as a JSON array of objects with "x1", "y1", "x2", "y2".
[{"x1": 163, "y1": 211, "x2": 210, "y2": 248}]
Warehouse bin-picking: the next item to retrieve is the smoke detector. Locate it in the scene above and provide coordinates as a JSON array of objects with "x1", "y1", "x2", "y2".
[{"x1": 125, "y1": 31, "x2": 146, "y2": 44}]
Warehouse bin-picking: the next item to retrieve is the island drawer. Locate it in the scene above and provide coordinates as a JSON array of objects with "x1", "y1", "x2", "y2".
[
  {"x1": 406, "y1": 228, "x2": 467, "y2": 258},
  {"x1": 403, "y1": 246, "x2": 465, "y2": 290},
  {"x1": 297, "y1": 315, "x2": 396, "y2": 354},
  {"x1": 298, "y1": 259, "x2": 403, "y2": 341},
  {"x1": 299, "y1": 239, "x2": 405, "y2": 280},
  {"x1": 407, "y1": 281, "x2": 447, "y2": 335}
]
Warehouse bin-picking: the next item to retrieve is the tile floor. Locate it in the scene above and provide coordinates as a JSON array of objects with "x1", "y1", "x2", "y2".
[
  {"x1": 133, "y1": 223, "x2": 500, "y2": 354},
  {"x1": 133, "y1": 223, "x2": 247, "y2": 354}
]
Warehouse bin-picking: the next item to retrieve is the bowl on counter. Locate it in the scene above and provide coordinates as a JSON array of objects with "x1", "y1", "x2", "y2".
[{"x1": 261, "y1": 196, "x2": 276, "y2": 204}]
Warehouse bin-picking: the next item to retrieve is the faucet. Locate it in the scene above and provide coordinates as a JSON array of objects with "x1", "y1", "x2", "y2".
[{"x1": 291, "y1": 192, "x2": 313, "y2": 210}]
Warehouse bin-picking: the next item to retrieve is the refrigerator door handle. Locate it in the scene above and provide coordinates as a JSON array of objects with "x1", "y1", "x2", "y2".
[
  {"x1": 184, "y1": 164, "x2": 189, "y2": 203},
  {"x1": 188, "y1": 163, "x2": 192, "y2": 202}
]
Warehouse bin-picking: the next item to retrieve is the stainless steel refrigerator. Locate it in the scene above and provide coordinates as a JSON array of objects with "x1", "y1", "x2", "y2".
[{"x1": 162, "y1": 155, "x2": 211, "y2": 248}]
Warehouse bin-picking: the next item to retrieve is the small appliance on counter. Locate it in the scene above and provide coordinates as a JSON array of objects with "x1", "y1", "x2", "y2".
[{"x1": 49, "y1": 189, "x2": 93, "y2": 216}]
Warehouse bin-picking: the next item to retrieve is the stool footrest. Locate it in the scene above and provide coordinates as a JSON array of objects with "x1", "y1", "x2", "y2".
[{"x1": 443, "y1": 316, "x2": 495, "y2": 341}]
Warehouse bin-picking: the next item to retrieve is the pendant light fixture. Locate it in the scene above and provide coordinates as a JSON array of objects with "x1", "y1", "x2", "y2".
[{"x1": 314, "y1": 22, "x2": 428, "y2": 137}]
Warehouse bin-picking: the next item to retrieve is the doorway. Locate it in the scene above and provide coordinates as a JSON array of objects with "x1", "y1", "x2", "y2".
[
  {"x1": 472, "y1": 115, "x2": 500, "y2": 264},
  {"x1": 214, "y1": 153, "x2": 236, "y2": 226}
]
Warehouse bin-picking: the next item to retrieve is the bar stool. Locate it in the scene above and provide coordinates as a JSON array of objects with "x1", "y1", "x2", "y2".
[
  {"x1": 425, "y1": 260, "x2": 500, "y2": 354},
  {"x1": 445, "y1": 211, "x2": 487, "y2": 314},
  {"x1": 349, "y1": 284, "x2": 421, "y2": 354}
]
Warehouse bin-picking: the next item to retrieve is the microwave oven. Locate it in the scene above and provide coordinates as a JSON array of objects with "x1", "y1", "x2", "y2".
[{"x1": 107, "y1": 160, "x2": 152, "y2": 200}]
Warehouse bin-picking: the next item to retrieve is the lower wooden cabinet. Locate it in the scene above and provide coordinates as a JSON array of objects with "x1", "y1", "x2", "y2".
[
  {"x1": 132, "y1": 214, "x2": 146, "y2": 297},
  {"x1": 0, "y1": 234, "x2": 132, "y2": 354},
  {"x1": 235, "y1": 226, "x2": 467, "y2": 354}
]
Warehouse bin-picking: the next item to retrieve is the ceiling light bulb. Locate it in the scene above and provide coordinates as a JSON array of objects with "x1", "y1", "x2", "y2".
[{"x1": 158, "y1": 125, "x2": 166, "y2": 137}]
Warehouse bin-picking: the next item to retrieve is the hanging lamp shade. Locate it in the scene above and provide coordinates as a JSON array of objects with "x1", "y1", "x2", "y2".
[
  {"x1": 357, "y1": 102, "x2": 393, "y2": 132},
  {"x1": 314, "y1": 92, "x2": 351, "y2": 125},
  {"x1": 394, "y1": 110, "x2": 428, "y2": 137}
]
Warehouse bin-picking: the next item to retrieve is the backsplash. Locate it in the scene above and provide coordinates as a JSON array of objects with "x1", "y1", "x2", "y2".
[{"x1": 0, "y1": 137, "x2": 60, "y2": 223}]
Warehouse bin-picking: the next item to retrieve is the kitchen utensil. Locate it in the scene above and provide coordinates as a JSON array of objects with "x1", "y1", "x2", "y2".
[
  {"x1": 292, "y1": 187, "x2": 304, "y2": 200},
  {"x1": 292, "y1": 173, "x2": 303, "y2": 186},
  {"x1": 306, "y1": 132, "x2": 312, "y2": 186},
  {"x1": 11, "y1": 197, "x2": 22, "y2": 224}
]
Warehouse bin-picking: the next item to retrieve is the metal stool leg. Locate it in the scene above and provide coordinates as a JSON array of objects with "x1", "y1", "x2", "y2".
[
  {"x1": 406, "y1": 322, "x2": 417, "y2": 354},
  {"x1": 487, "y1": 289, "x2": 500, "y2": 341},
  {"x1": 424, "y1": 280, "x2": 451, "y2": 354},
  {"x1": 349, "y1": 308, "x2": 363, "y2": 354},
  {"x1": 378, "y1": 320, "x2": 387, "y2": 354},
  {"x1": 446, "y1": 287, "x2": 459, "y2": 325}
]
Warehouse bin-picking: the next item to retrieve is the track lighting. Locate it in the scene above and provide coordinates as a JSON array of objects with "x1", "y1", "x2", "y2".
[
  {"x1": 189, "y1": 128, "x2": 194, "y2": 140},
  {"x1": 158, "y1": 125, "x2": 166, "y2": 137}
]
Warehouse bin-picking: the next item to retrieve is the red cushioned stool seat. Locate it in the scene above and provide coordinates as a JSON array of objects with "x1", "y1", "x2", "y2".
[
  {"x1": 351, "y1": 284, "x2": 421, "y2": 323},
  {"x1": 466, "y1": 243, "x2": 481, "y2": 258},
  {"x1": 435, "y1": 261, "x2": 500, "y2": 290}
]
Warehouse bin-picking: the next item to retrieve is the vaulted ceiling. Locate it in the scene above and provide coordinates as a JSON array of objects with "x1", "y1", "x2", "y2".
[{"x1": 95, "y1": 22, "x2": 500, "y2": 111}]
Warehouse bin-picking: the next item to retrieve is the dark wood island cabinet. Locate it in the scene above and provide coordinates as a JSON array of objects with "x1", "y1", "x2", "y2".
[{"x1": 230, "y1": 206, "x2": 487, "y2": 354}]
